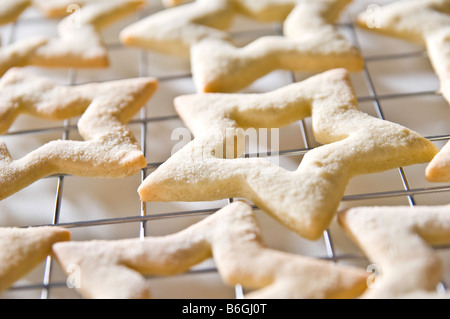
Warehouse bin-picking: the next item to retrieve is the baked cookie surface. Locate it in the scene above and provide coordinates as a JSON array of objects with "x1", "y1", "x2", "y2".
[
  {"x1": 139, "y1": 68, "x2": 438, "y2": 240},
  {"x1": 53, "y1": 201, "x2": 368, "y2": 299},
  {"x1": 121, "y1": 0, "x2": 364, "y2": 92},
  {"x1": 0, "y1": 226, "x2": 70, "y2": 293},
  {"x1": 0, "y1": 68, "x2": 158, "y2": 201}
]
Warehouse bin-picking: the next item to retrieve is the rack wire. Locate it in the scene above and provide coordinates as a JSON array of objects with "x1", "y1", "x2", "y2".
[{"x1": 1, "y1": 0, "x2": 450, "y2": 299}]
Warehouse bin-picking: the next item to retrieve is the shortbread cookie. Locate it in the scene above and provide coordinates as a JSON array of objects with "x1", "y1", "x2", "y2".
[
  {"x1": 426, "y1": 27, "x2": 450, "y2": 182},
  {"x1": 120, "y1": 0, "x2": 235, "y2": 58},
  {"x1": 338, "y1": 205, "x2": 450, "y2": 299},
  {"x1": 236, "y1": 0, "x2": 349, "y2": 22},
  {"x1": 357, "y1": 0, "x2": 450, "y2": 104},
  {"x1": 0, "y1": 0, "x2": 145, "y2": 77},
  {"x1": 52, "y1": 201, "x2": 368, "y2": 299},
  {"x1": 138, "y1": 69, "x2": 438, "y2": 240},
  {"x1": 0, "y1": 68, "x2": 158, "y2": 201},
  {"x1": 32, "y1": 0, "x2": 142, "y2": 18},
  {"x1": 192, "y1": 0, "x2": 363, "y2": 92},
  {"x1": 426, "y1": 140, "x2": 450, "y2": 182},
  {"x1": 426, "y1": 26, "x2": 450, "y2": 105},
  {"x1": 0, "y1": 226, "x2": 70, "y2": 294},
  {"x1": 0, "y1": 0, "x2": 144, "y2": 22},
  {"x1": 121, "y1": 0, "x2": 363, "y2": 92},
  {"x1": 0, "y1": 0, "x2": 30, "y2": 26},
  {"x1": 0, "y1": 37, "x2": 48, "y2": 77},
  {"x1": 357, "y1": 0, "x2": 450, "y2": 182},
  {"x1": 426, "y1": 28, "x2": 450, "y2": 178},
  {"x1": 0, "y1": 0, "x2": 85, "y2": 25}
]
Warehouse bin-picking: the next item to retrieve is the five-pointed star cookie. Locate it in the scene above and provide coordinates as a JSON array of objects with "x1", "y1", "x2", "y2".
[
  {"x1": 138, "y1": 68, "x2": 438, "y2": 240},
  {"x1": 52, "y1": 201, "x2": 368, "y2": 299},
  {"x1": 357, "y1": 0, "x2": 449, "y2": 104},
  {"x1": 120, "y1": 0, "x2": 364, "y2": 93},
  {"x1": 0, "y1": 0, "x2": 146, "y2": 77},
  {"x1": 338, "y1": 205, "x2": 450, "y2": 299},
  {"x1": 357, "y1": 0, "x2": 450, "y2": 182},
  {"x1": 0, "y1": 67, "x2": 158, "y2": 201},
  {"x1": 0, "y1": 226, "x2": 70, "y2": 294},
  {"x1": 191, "y1": 0, "x2": 364, "y2": 92}
]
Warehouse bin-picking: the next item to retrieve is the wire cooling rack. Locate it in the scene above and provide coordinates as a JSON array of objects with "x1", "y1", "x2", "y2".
[{"x1": 1, "y1": 0, "x2": 450, "y2": 299}]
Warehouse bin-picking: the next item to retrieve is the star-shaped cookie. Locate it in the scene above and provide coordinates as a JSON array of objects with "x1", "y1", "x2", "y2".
[
  {"x1": 120, "y1": 0, "x2": 235, "y2": 58},
  {"x1": 338, "y1": 205, "x2": 450, "y2": 299},
  {"x1": 120, "y1": 0, "x2": 364, "y2": 92},
  {"x1": 426, "y1": 141, "x2": 450, "y2": 182},
  {"x1": 31, "y1": 0, "x2": 142, "y2": 18},
  {"x1": 52, "y1": 201, "x2": 368, "y2": 299},
  {"x1": 0, "y1": 0, "x2": 146, "y2": 77},
  {"x1": 138, "y1": 68, "x2": 438, "y2": 240},
  {"x1": 357, "y1": 0, "x2": 449, "y2": 103},
  {"x1": 0, "y1": 68, "x2": 158, "y2": 201},
  {"x1": 0, "y1": 226, "x2": 70, "y2": 294},
  {"x1": 191, "y1": 0, "x2": 364, "y2": 92},
  {"x1": 357, "y1": 0, "x2": 450, "y2": 182}
]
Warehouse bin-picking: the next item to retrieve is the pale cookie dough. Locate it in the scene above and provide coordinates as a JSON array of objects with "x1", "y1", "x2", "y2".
[
  {"x1": 138, "y1": 68, "x2": 438, "y2": 240},
  {"x1": 0, "y1": 68, "x2": 158, "y2": 201},
  {"x1": 120, "y1": 0, "x2": 363, "y2": 92},
  {"x1": 338, "y1": 205, "x2": 450, "y2": 299},
  {"x1": 357, "y1": 0, "x2": 450, "y2": 182},
  {"x1": 0, "y1": 226, "x2": 70, "y2": 294},
  {"x1": 52, "y1": 201, "x2": 368, "y2": 299},
  {"x1": 0, "y1": 0, "x2": 146, "y2": 77}
]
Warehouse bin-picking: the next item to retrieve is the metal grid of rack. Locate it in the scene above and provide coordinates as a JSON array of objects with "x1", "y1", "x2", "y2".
[{"x1": 1, "y1": 0, "x2": 450, "y2": 299}]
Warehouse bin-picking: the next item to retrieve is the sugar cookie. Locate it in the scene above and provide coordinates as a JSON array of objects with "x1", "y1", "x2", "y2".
[
  {"x1": 120, "y1": 0, "x2": 235, "y2": 58},
  {"x1": 138, "y1": 69, "x2": 438, "y2": 240},
  {"x1": 357, "y1": 0, "x2": 449, "y2": 103},
  {"x1": 0, "y1": 226, "x2": 70, "y2": 294},
  {"x1": 426, "y1": 140, "x2": 450, "y2": 182},
  {"x1": 338, "y1": 205, "x2": 450, "y2": 299},
  {"x1": 0, "y1": 0, "x2": 146, "y2": 76},
  {"x1": 0, "y1": 68, "x2": 158, "y2": 201},
  {"x1": 357, "y1": 0, "x2": 450, "y2": 182},
  {"x1": 191, "y1": 0, "x2": 363, "y2": 92},
  {"x1": 0, "y1": 0, "x2": 30, "y2": 26},
  {"x1": 53, "y1": 201, "x2": 368, "y2": 299},
  {"x1": 121, "y1": 0, "x2": 363, "y2": 92},
  {"x1": 32, "y1": 0, "x2": 140, "y2": 18},
  {"x1": 161, "y1": 0, "x2": 192, "y2": 8}
]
